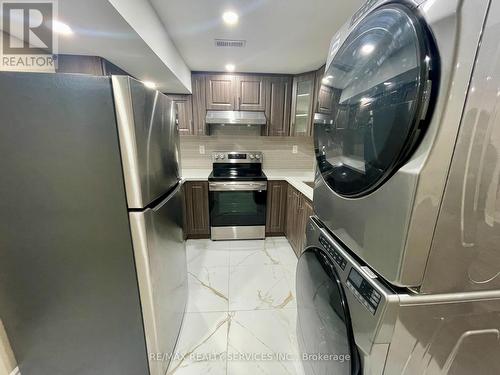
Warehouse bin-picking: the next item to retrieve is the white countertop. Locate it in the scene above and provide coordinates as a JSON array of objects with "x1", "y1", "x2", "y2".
[
  {"x1": 181, "y1": 169, "x2": 212, "y2": 181},
  {"x1": 181, "y1": 168, "x2": 315, "y2": 201},
  {"x1": 264, "y1": 169, "x2": 315, "y2": 201}
]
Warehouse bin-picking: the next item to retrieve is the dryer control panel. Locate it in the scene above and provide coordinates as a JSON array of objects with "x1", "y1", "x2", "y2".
[
  {"x1": 319, "y1": 235, "x2": 347, "y2": 270},
  {"x1": 346, "y1": 268, "x2": 381, "y2": 315}
]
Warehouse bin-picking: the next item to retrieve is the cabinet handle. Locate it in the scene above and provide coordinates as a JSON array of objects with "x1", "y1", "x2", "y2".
[{"x1": 238, "y1": 97, "x2": 241, "y2": 110}]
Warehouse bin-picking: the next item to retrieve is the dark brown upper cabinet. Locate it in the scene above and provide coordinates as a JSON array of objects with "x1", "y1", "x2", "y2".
[
  {"x1": 265, "y1": 76, "x2": 292, "y2": 136},
  {"x1": 317, "y1": 85, "x2": 336, "y2": 115},
  {"x1": 205, "y1": 74, "x2": 266, "y2": 112},
  {"x1": 191, "y1": 74, "x2": 207, "y2": 135},
  {"x1": 235, "y1": 75, "x2": 266, "y2": 111},
  {"x1": 167, "y1": 95, "x2": 194, "y2": 136},
  {"x1": 290, "y1": 71, "x2": 316, "y2": 137},
  {"x1": 190, "y1": 71, "x2": 321, "y2": 137},
  {"x1": 205, "y1": 74, "x2": 236, "y2": 110},
  {"x1": 314, "y1": 65, "x2": 335, "y2": 116}
]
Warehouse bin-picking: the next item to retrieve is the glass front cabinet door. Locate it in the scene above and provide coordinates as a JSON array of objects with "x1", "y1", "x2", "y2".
[{"x1": 290, "y1": 71, "x2": 316, "y2": 136}]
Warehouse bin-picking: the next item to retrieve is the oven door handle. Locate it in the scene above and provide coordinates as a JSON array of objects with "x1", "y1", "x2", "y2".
[{"x1": 209, "y1": 181, "x2": 268, "y2": 191}]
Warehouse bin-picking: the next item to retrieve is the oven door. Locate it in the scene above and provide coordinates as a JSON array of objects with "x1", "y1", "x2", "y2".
[{"x1": 209, "y1": 181, "x2": 267, "y2": 239}]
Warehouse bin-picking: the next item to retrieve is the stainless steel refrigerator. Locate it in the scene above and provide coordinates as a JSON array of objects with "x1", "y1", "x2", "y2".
[{"x1": 0, "y1": 72, "x2": 187, "y2": 375}]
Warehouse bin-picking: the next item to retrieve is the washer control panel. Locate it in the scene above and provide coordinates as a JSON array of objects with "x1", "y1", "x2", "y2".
[
  {"x1": 346, "y1": 268, "x2": 381, "y2": 315},
  {"x1": 319, "y1": 235, "x2": 347, "y2": 270}
]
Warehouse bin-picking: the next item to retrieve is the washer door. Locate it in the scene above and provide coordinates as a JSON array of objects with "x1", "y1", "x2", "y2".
[
  {"x1": 315, "y1": 4, "x2": 436, "y2": 197},
  {"x1": 297, "y1": 248, "x2": 360, "y2": 375}
]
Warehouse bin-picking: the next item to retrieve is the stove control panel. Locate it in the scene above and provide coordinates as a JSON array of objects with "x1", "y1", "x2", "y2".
[
  {"x1": 213, "y1": 151, "x2": 263, "y2": 163},
  {"x1": 228, "y1": 153, "x2": 246, "y2": 160}
]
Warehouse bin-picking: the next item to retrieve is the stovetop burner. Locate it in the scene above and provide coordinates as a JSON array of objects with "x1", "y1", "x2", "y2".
[
  {"x1": 208, "y1": 170, "x2": 267, "y2": 182},
  {"x1": 209, "y1": 151, "x2": 266, "y2": 182}
]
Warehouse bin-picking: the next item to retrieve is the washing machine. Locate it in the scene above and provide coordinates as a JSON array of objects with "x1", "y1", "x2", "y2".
[
  {"x1": 297, "y1": 216, "x2": 500, "y2": 375},
  {"x1": 313, "y1": 0, "x2": 493, "y2": 290}
]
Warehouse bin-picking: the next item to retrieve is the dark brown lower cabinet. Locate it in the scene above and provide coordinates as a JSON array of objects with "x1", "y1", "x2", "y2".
[
  {"x1": 298, "y1": 196, "x2": 314, "y2": 256},
  {"x1": 182, "y1": 179, "x2": 311, "y2": 249},
  {"x1": 285, "y1": 185, "x2": 300, "y2": 255},
  {"x1": 285, "y1": 184, "x2": 313, "y2": 257},
  {"x1": 266, "y1": 181, "x2": 288, "y2": 236},
  {"x1": 183, "y1": 181, "x2": 210, "y2": 239}
]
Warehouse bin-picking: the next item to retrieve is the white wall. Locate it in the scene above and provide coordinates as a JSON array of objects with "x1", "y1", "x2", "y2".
[{"x1": 0, "y1": 320, "x2": 16, "y2": 375}]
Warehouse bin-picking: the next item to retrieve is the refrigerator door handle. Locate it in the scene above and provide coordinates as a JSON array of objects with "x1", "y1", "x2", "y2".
[{"x1": 151, "y1": 181, "x2": 183, "y2": 212}]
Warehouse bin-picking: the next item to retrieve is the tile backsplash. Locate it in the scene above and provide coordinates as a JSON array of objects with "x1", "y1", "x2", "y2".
[{"x1": 180, "y1": 135, "x2": 315, "y2": 170}]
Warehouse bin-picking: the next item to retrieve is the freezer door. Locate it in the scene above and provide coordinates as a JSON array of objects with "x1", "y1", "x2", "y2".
[
  {"x1": 113, "y1": 76, "x2": 181, "y2": 209},
  {"x1": 129, "y1": 183, "x2": 187, "y2": 375}
]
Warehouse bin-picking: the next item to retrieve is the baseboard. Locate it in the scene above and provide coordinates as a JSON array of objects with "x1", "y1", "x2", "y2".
[
  {"x1": 185, "y1": 233, "x2": 210, "y2": 239},
  {"x1": 265, "y1": 232, "x2": 286, "y2": 237},
  {"x1": 9, "y1": 367, "x2": 20, "y2": 375}
]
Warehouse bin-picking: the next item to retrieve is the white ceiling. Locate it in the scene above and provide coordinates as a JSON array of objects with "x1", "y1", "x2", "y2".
[
  {"x1": 1, "y1": 0, "x2": 192, "y2": 92},
  {"x1": 2, "y1": 0, "x2": 364, "y2": 91},
  {"x1": 56, "y1": 0, "x2": 191, "y2": 92},
  {"x1": 151, "y1": 0, "x2": 364, "y2": 74}
]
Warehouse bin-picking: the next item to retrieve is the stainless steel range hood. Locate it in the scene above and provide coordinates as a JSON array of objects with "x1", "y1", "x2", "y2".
[{"x1": 206, "y1": 110, "x2": 267, "y2": 125}]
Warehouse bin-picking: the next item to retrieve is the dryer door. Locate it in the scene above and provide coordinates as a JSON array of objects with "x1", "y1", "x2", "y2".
[
  {"x1": 315, "y1": 4, "x2": 436, "y2": 197},
  {"x1": 297, "y1": 248, "x2": 361, "y2": 375}
]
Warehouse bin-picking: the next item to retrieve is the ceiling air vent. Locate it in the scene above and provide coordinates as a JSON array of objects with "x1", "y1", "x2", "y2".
[{"x1": 215, "y1": 39, "x2": 246, "y2": 48}]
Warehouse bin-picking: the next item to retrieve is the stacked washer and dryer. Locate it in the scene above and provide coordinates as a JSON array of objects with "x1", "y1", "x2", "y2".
[{"x1": 297, "y1": 0, "x2": 500, "y2": 374}]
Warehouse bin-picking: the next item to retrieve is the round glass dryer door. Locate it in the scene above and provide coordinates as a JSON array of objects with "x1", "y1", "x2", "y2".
[
  {"x1": 315, "y1": 5, "x2": 436, "y2": 197},
  {"x1": 297, "y1": 249, "x2": 360, "y2": 375}
]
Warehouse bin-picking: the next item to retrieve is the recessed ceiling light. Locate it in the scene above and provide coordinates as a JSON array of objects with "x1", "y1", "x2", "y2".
[
  {"x1": 360, "y1": 43, "x2": 375, "y2": 55},
  {"x1": 225, "y1": 64, "x2": 235, "y2": 72},
  {"x1": 143, "y1": 81, "x2": 157, "y2": 89},
  {"x1": 222, "y1": 11, "x2": 239, "y2": 25},
  {"x1": 53, "y1": 20, "x2": 73, "y2": 36}
]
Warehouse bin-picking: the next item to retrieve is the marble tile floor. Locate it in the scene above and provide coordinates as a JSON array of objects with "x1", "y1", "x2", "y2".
[{"x1": 167, "y1": 237, "x2": 305, "y2": 375}]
